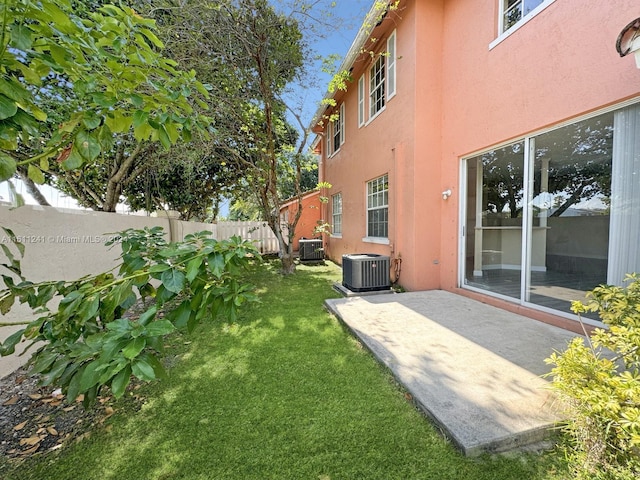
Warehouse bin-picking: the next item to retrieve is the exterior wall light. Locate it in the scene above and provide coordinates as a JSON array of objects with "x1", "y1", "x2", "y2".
[
  {"x1": 442, "y1": 189, "x2": 452, "y2": 200},
  {"x1": 616, "y1": 17, "x2": 640, "y2": 68}
]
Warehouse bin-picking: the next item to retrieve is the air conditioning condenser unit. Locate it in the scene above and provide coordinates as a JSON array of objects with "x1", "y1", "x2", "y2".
[
  {"x1": 342, "y1": 254, "x2": 390, "y2": 292},
  {"x1": 299, "y1": 238, "x2": 324, "y2": 262}
]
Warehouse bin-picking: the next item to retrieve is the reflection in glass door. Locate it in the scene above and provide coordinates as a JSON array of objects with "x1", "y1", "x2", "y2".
[
  {"x1": 463, "y1": 104, "x2": 640, "y2": 320},
  {"x1": 464, "y1": 142, "x2": 525, "y2": 300},
  {"x1": 527, "y1": 114, "x2": 612, "y2": 315}
]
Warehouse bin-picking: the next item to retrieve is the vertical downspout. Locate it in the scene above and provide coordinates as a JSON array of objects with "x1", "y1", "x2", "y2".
[
  {"x1": 392, "y1": 142, "x2": 404, "y2": 284},
  {"x1": 317, "y1": 137, "x2": 328, "y2": 257}
]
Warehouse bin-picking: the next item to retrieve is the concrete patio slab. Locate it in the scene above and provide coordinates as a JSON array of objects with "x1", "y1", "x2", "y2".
[{"x1": 325, "y1": 290, "x2": 579, "y2": 456}]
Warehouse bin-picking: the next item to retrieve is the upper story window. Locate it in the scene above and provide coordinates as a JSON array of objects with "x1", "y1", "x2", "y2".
[
  {"x1": 358, "y1": 30, "x2": 397, "y2": 126},
  {"x1": 326, "y1": 103, "x2": 345, "y2": 157},
  {"x1": 499, "y1": 0, "x2": 554, "y2": 35},
  {"x1": 332, "y1": 193, "x2": 342, "y2": 236},
  {"x1": 369, "y1": 55, "x2": 386, "y2": 118},
  {"x1": 502, "y1": 0, "x2": 543, "y2": 31},
  {"x1": 358, "y1": 76, "x2": 365, "y2": 127},
  {"x1": 366, "y1": 174, "x2": 388, "y2": 238}
]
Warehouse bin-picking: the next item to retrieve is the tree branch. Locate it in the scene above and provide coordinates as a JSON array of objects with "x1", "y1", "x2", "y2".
[
  {"x1": 16, "y1": 168, "x2": 51, "y2": 206},
  {"x1": 61, "y1": 173, "x2": 101, "y2": 210},
  {"x1": 104, "y1": 142, "x2": 145, "y2": 211}
]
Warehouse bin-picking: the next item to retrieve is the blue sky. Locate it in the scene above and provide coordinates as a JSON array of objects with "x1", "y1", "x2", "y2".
[
  {"x1": 317, "y1": 0, "x2": 373, "y2": 61},
  {"x1": 293, "y1": 0, "x2": 374, "y2": 127}
]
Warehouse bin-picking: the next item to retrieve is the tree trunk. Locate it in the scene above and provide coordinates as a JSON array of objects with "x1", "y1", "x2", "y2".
[
  {"x1": 551, "y1": 184, "x2": 585, "y2": 217},
  {"x1": 103, "y1": 142, "x2": 145, "y2": 213},
  {"x1": 17, "y1": 169, "x2": 51, "y2": 206},
  {"x1": 280, "y1": 251, "x2": 296, "y2": 274}
]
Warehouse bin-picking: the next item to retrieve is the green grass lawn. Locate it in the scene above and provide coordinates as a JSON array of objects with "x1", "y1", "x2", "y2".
[{"x1": 1, "y1": 260, "x2": 567, "y2": 479}]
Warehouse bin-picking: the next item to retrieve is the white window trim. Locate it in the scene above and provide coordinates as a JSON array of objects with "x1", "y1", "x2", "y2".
[
  {"x1": 332, "y1": 107, "x2": 341, "y2": 153},
  {"x1": 362, "y1": 30, "x2": 396, "y2": 126},
  {"x1": 365, "y1": 105, "x2": 386, "y2": 126},
  {"x1": 326, "y1": 126, "x2": 331, "y2": 157},
  {"x1": 339, "y1": 103, "x2": 345, "y2": 147},
  {"x1": 365, "y1": 174, "x2": 389, "y2": 239},
  {"x1": 458, "y1": 97, "x2": 640, "y2": 327},
  {"x1": 362, "y1": 236, "x2": 390, "y2": 245},
  {"x1": 369, "y1": 55, "x2": 386, "y2": 119},
  {"x1": 365, "y1": 57, "x2": 387, "y2": 126},
  {"x1": 332, "y1": 192, "x2": 343, "y2": 236},
  {"x1": 490, "y1": 0, "x2": 557, "y2": 50},
  {"x1": 327, "y1": 103, "x2": 345, "y2": 158},
  {"x1": 387, "y1": 30, "x2": 396, "y2": 100},
  {"x1": 358, "y1": 76, "x2": 365, "y2": 127}
]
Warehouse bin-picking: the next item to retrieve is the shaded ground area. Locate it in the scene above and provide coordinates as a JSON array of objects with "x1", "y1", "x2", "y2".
[
  {"x1": 0, "y1": 301, "x2": 152, "y2": 461},
  {"x1": 0, "y1": 264, "x2": 568, "y2": 479},
  {"x1": 0, "y1": 366, "x2": 123, "y2": 459},
  {"x1": 0, "y1": 361, "x2": 150, "y2": 462}
]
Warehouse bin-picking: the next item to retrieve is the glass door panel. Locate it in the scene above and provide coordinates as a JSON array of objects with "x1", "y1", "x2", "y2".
[
  {"x1": 462, "y1": 102, "x2": 640, "y2": 322},
  {"x1": 526, "y1": 113, "x2": 613, "y2": 318},
  {"x1": 464, "y1": 142, "x2": 525, "y2": 299}
]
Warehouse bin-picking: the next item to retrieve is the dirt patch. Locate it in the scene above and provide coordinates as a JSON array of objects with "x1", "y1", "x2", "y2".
[
  {"x1": 0, "y1": 366, "x2": 129, "y2": 460},
  {"x1": 0, "y1": 301, "x2": 152, "y2": 463}
]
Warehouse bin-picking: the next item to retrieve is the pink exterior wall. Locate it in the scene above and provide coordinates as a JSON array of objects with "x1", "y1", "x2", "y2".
[
  {"x1": 317, "y1": 0, "x2": 422, "y2": 285},
  {"x1": 439, "y1": 0, "x2": 640, "y2": 291},
  {"x1": 409, "y1": 0, "x2": 445, "y2": 290},
  {"x1": 317, "y1": 0, "x2": 640, "y2": 304}
]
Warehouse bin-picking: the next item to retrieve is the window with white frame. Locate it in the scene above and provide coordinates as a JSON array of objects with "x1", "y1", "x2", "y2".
[
  {"x1": 366, "y1": 174, "x2": 388, "y2": 238},
  {"x1": 369, "y1": 55, "x2": 385, "y2": 118},
  {"x1": 463, "y1": 101, "x2": 640, "y2": 320},
  {"x1": 500, "y1": 0, "x2": 549, "y2": 33},
  {"x1": 386, "y1": 31, "x2": 396, "y2": 99},
  {"x1": 358, "y1": 76, "x2": 365, "y2": 127},
  {"x1": 359, "y1": 30, "x2": 396, "y2": 125},
  {"x1": 332, "y1": 193, "x2": 342, "y2": 235},
  {"x1": 326, "y1": 103, "x2": 345, "y2": 156}
]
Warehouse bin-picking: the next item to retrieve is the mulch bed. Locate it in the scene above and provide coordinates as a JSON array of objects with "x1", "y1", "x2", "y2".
[
  {"x1": 0, "y1": 301, "x2": 152, "y2": 463},
  {"x1": 0, "y1": 365, "x2": 133, "y2": 460}
]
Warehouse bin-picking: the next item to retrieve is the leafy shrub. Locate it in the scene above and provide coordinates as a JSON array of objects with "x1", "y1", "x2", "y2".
[
  {"x1": 0, "y1": 227, "x2": 260, "y2": 407},
  {"x1": 546, "y1": 274, "x2": 640, "y2": 479}
]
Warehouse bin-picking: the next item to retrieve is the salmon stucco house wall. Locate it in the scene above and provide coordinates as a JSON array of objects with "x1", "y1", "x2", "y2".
[{"x1": 311, "y1": 0, "x2": 640, "y2": 333}]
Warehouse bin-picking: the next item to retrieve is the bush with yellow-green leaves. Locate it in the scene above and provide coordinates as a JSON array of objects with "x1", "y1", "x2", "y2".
[{"x1": 546, "y1": 274, "x2": 640, "y2": 479}]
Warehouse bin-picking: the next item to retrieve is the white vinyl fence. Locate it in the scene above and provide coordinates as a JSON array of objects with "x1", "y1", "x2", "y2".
[
  {"x1": 0, "y1": 205, "x2": 280, "y2": 377},
  {"x1": 211, "y1": 221, "x2": 281, "y2": 254}
]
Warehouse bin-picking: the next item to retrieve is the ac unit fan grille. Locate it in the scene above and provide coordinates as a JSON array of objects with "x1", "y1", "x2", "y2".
[
  {"x1": 299, "y1": 239, "x2": 324, "y2": 262},
  {"x1": 342, "y1": 254, "x2": 390, "y2": 292}
]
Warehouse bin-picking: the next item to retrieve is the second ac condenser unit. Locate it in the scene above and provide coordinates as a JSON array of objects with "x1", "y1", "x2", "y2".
[
  {"x1": 299, "y1": 238, "x2": 324, "y2": 262},
  {"x1": 342, "y1": 254, "x2": 390, "y2": 292}
]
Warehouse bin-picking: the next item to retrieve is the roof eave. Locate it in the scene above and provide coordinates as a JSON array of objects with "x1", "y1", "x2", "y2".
[{"x1": 309, "y1": 1, "x2": 391, "y2": 132}]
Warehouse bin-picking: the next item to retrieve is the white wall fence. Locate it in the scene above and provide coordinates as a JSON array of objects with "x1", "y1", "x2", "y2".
[
  {"x1": 0, "y1": 205, "x2": 279, "y2": 377},
  {"x1": 208, "y1": 221, "x2": 281, "y2": 254}
]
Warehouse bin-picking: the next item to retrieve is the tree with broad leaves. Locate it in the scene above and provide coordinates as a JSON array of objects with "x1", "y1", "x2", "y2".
[
  {"x1": 123, "y1": 142, "x2": 248, "y2": 221},
  {"x1": 140, "y1": 0, "x2": 318, "y2": 274},
  {"x1": 136, "y1": 0, "x2": 398, "y2": 272},
  {"x1": 0, "y1": 1, "x2": 262, "y2": 409},
  {"x1": 0, "y1": 0, "x2": 210, "y2": 204}
]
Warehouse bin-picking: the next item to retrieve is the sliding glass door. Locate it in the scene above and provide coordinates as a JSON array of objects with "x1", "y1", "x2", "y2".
[
  {"x1": 464, "y1": 142, "x2": 525, "y2": 300},
  {"x1": 526, "y1": 113, "x2": 612, "y2": 314},
  {"x1": 463, "y1": 103, "x2": 640, "y2": 320}
]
